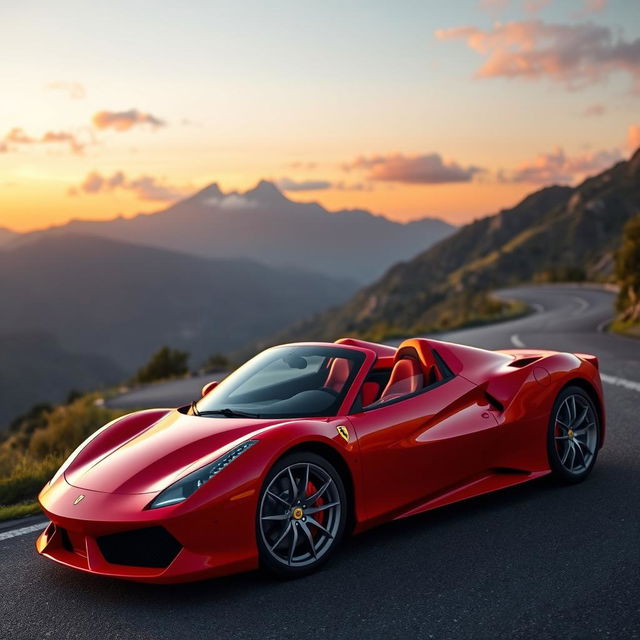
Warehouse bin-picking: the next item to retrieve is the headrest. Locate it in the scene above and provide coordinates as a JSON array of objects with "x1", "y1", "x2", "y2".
[
  {"x1": 377, "y1": 357, "x2": 423, "y2": 403},
  {"x1": 395, "y1": 338, "x2": 441, "y2": 381},
  {"x1": 324, "y1": 357, "x2": 351, "y2": 392}
]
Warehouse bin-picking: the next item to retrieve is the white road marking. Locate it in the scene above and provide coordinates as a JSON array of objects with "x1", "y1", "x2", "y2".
[
  {"x1": 0, "y1": 521, "x2": 47, "y2": 542},
  {"x1": 531, "y1": 303, "x2": 545, "y2": 313},
  {"x1": 597, "y1": 317, "x2": 613, "y2": 333},
  {"x1": 510, "y1": 334, "x2": 526, "y2": 348},
  {"x1": 600, "y1": 374, "x2": 640, "y2": 393}
]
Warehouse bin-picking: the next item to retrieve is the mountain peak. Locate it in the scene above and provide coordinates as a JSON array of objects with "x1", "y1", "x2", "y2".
[
  {"x1": 192, "y1": 182, "x2": 223, "y2": 200},
  {"x1": 244, "y1": 180, "x2": 289, "y2": 203}
]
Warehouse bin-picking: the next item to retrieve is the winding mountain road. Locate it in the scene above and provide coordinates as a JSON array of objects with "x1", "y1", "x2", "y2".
[{"x1": 2, "y1": 284, "x2": 639, "y2": 639}]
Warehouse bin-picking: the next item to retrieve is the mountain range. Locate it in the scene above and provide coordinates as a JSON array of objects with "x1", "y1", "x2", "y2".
[
  {"x1": 268, "y1": 149, "x2": 640, "y2": 345},
  {"x1": 10, "y1": 181, "x2": 455, "y2": 282},
  {"x1": 0, "y1": 234, "x2": 356, "y2": 427}
]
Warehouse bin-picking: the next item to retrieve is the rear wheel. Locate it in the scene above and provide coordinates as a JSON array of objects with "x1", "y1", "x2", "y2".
[
  {"x1": 547, "y1": 386, "x2": 600, "y2": 483},
  {"x1": 257, "y1": 452, "x2": 346, "y2": 578}
]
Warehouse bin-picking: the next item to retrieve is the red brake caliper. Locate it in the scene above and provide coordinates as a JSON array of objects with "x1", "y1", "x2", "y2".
[{"x1": 305, "y1": 481, "x2": 325, "y2": 535}]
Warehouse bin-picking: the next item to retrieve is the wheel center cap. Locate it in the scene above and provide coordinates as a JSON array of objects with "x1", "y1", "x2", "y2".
[
  {"x1": 568, "y1": 429, "x2": 574, "y2": 439},
  {"x1": 292, "y1": 507, "x2": 304, "y2": 520}
]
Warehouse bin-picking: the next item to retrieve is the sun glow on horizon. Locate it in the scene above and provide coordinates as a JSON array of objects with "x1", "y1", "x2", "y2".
[{"x1": 0, "y1": 0, "x2": 638, "y2": 233}]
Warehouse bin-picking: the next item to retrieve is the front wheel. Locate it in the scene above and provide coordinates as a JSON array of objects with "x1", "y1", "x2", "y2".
[
  {"x1": 256, "y1": 452, "x2": 347, "y2": 578},
  {"x1": 547, "y1": 386, "x2": 600, "y2": 483}
]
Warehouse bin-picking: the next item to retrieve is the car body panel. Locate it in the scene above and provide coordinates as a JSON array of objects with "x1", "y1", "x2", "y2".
[{"x1": 37, "y1": 338, "x2": 605, "y2": 582}]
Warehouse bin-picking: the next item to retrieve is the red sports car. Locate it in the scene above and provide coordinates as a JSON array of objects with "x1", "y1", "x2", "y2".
[{"x1": 37, "y1": 337, "x2": 604, "y2": 582}]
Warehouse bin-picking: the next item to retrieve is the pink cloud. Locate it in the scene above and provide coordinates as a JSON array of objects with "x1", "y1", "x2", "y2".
[
  {"x1": 69, "y1": 170, "x2": 189, "y2": 201},
  {"x1": 92, "y1": 109, "x2": 165, "y2": 131},
  {"x1": 501, "y1": 146, "x2": 623, "y2": 184},
  {"x1": 344, "y1": 152, "x2": 483, "y2": 184},
  {"x1": 2, "y1": 127, "x2": 84, "y2": 154},
  {"x1": 435, "y1": 20, "x2": 640, "y2": 92}
]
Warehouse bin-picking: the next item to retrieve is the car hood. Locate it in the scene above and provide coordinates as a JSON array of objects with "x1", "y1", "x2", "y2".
[{"x1": 65, "y1": 410, "x2": 290, "y2": 495}]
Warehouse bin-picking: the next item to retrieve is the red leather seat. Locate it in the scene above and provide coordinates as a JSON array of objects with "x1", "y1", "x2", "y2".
[
  {"x1": 361, "y1": 381, "x2": 381, "y2": 407},
  {"x1": 375, "y1": 358, "x2": 423, "y2": 404},
  {"x1": 324, "y1": 358, "x2": 351, "y2": 392}
]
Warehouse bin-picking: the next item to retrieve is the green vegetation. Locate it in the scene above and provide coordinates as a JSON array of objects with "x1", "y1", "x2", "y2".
[
  {"x1": 0, "y1": 394, "x2": 128, "y2": 520},
  {"x1": 199, "y1": 352, "x2": 230, "y2": 373},
  {"x1": 0, "y1": 502, "x2": 41, "y2": 521},
  {"x1": 613, "y1": 213, "x2": 640, "y2": 337},
  {"x1": 134, "y1": 346, "x2": 189, "y2": 384}
]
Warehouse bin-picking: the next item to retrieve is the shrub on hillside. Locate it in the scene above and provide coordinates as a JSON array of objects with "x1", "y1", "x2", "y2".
[
  {"x1": 134, "y1": 346, "x2": 189, "y2": 384},
  {"x1": 0, "y1": 394, "x2": 128, "y2": 506}
]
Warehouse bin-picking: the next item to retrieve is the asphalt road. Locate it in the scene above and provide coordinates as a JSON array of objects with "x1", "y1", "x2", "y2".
[{"x1": 2, "y1": 284, "x2": 639, "y2": 639}]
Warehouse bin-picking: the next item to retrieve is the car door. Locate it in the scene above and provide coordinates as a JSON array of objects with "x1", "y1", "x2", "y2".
[{"x1": 348, "y1": 375, "x2": 500, "y2": 524}]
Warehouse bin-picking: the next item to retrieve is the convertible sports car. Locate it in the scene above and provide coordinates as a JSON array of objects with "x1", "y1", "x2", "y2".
[{"x1": 37, "y1": 337, "x2": 604, "y2": 582}]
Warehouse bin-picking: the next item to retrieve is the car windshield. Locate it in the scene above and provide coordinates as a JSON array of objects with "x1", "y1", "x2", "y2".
[{"x1": 194, "y1": 345, "x2": 365, "y2": 419}]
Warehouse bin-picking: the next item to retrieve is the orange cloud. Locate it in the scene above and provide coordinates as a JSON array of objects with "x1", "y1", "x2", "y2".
[
  {"x1": 47, "y1": 81, "x2": 86, "y2": 99},
  {"x1": 92, "y1": 109, "x2": 165, "y2": 131},
  {"x1": 435, "y1": 20, "x2": 640, "y2": 91},
  {"x1": 344, "y1": 153, "x2": 483, "y2": 184},
  {"x1": 2, "y1": 127, "x2": 84, "y2": 154},
  {"x1": 500, "y1": 146, "x2": 622, "y2": 184},
  {"x1": 69, "y1": 170, "x2": 189, "y2": 201},
  {"x1": 629, "y1": 125, "x2": 640, "y2": 150}
]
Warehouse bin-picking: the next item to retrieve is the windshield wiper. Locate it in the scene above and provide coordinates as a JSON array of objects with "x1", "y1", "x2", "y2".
[{"x1": 197, "y1": 408, "x2": 261, "y2": 418}]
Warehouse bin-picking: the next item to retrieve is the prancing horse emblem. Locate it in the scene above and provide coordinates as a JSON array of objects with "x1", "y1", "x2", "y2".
[
  {"x1": 73, "y1": 494, "x2": 85, "y2": 505},
  {"x1": 336, "y1": 425, "x2": 350, "y2": 443}
]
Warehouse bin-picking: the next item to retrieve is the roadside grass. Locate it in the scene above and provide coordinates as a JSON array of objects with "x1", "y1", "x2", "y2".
[
  {"x1": 0, "y1": 501, "x2": 41, "y2": 522},
  {"x1": 0, "y1": 456, "x2": 64, "y2": 506},
  {"x1": 610, "y1": 319, "x2": 640, "y2": 339},
  {"x1": 361, "y1": 297, "x2": 530, "y2": 343},
  {"x1": 0, "y1": 394, "x2": 129, "y2": 513}
]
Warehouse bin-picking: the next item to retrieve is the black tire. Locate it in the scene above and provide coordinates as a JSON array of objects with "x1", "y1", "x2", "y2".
[
  {"x1": 256, "y1": 451, "x2": 347, "y2": 578},
  {"x1": 547, "y1": 385, "x2": 600, "y2": 484}
]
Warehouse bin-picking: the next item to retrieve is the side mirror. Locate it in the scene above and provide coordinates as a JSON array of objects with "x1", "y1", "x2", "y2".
[{"x1": 201, "y1": 381, "x2": 219, "y2": 397}]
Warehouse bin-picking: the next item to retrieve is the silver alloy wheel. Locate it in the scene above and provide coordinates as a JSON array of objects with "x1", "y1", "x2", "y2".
[
  {"x1": 259, "y1": 462, "x2": 342, "y2": 568},
  {"x1": 553, "y1": 393, "x2": 598, "y2": 474}
]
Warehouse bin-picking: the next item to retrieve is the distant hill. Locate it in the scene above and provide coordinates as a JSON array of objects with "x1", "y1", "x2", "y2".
[
  {"x1": 269, "y1": 149, "x2": 640, "y2": 344},
  {"x1": 0, "y1": 234, "x2": 356, "y2": 426},
  {"x1": 0, "y1": 227, "x2": 17, "y2": 247},
  {"x1": 0, "y1": 332, "x2": 124, "y2": 427},
  {"x1": 13, "y1": 181, "x2": 454, "y2": 282}
]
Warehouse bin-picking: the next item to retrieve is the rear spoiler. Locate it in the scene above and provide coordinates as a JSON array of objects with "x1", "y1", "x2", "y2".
[{"x1": 576, "y1": 353, "x2": 599, "y2": 370}]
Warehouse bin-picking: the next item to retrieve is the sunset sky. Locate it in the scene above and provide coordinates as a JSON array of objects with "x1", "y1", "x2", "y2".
[{"x1": 1, "y1": 0, "x2": 639, "y2": 231}]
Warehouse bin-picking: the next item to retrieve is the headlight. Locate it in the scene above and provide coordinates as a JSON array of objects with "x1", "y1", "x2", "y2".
[{"x1": 147, "y1": 440, "x2": 257, "y2": 509}]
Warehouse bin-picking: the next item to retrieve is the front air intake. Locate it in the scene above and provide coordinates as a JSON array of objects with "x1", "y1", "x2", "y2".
[{"x1": 96, "y1": 526, "x2": 181, "y2": 568}]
